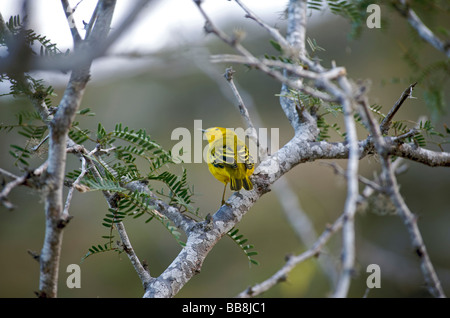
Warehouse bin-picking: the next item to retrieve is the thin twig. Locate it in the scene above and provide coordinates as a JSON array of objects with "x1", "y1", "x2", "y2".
[
  {"x1": 395, "y1": 0, "x2": 450, "y2": 58},
  {"x1": 117, "y1": 219, "x2": 153, "y2": 288},
  {"x1": 234, "y1": 0, "x2": 290, "y2": 51},
  {"x1": 223, "y1": 67, "x2": 260, "y2": 152},
  {"x1": 322, "y1": 162, "x2": 385, "y2": 193},
  {"x1": 237, "y1": 214, "x2": 344, "y2": 298},
  {"x1": 85, "y1": 0, "x2": 100, "y2": 39},
  {"x1": 0, "y1": 171, "x2": 27, "y2": 210},
  {"x1": 380, "y1": 82, "x2": 417, "y2": 134},
  {"x1": 195, "y1": 0, "x2": 334, "y2": 104},
  {"x1": 211, "y1": 54, "x2": 346, "y2": 81},
  {"x1": 61, "y1": 0, "x2": 82, "y2": 44},
  {"x1": 62, "y1": 156, "x2": 86, "y2": 220},
  {"x1": 0, "y1": 161, "x2": 48, "y2": 210}
]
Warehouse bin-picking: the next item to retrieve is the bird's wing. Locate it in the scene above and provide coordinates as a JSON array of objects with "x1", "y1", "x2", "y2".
[
  {"x1": 210, "y1": 139, "x2": 238, "y2": 169},
  {"x1": 236, "y1": 140, "x2": 254, "y2": 170}
]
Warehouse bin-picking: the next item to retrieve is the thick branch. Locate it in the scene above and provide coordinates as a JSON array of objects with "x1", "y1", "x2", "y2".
[
  {"x1": 285, "y1": 0, "x2": 307, "y2": 59},
  {"x1": 39, "y1": 70, "x2": 91, "y2": 298},
  {"x1": 387, "y1": 142, "x2": 450, "y2": 167},
  {"x1": 38, "y1": 0, "x2": 117, "y2": 298}
]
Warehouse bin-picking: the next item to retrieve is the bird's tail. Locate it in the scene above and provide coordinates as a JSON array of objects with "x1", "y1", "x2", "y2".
[{"x1": 230, "y1": 176, "x2": 253, "y2": 191}]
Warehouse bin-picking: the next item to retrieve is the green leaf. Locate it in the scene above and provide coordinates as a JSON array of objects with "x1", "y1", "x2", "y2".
[
  {"x1": 78, "y1": 108, "x2": 91, "y2": 115},
  {"x1": 227, "y1": 227, "x2": 259, "y2": 267},
  {"x1": 269, "y1": 39, "x2": 282, "y2": 53}
]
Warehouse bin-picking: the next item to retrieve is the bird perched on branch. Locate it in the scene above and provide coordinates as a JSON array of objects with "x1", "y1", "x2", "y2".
[{"x1": 203, "y1": 127, "x2": 255, "y2": 205}]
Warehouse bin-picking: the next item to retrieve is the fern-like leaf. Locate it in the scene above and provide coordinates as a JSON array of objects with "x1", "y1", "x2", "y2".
[{"x1": 228, "y1": 228, "x2": 259, "y2": 266}]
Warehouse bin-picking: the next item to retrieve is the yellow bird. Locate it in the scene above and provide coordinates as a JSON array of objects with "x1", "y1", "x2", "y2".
[{"x1": 203, "y1": 127, "x2": 255, "y2": 205}]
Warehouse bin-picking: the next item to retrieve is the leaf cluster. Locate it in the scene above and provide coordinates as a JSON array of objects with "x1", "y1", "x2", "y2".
[
  {"x1": 2, "y1": 15, "x2": 67, "y2": 56},
  {"x1": 0, "y1": 15, "x2": 63, "y2": 101},
  {"x1": 65, "y1": 123, "x2": 195, "y2": 256}
]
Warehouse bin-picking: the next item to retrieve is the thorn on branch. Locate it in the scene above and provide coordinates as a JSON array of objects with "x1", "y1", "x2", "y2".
[
  {"x1": 27, "y1": 250, "x2": 40, "y2": 262},
  {"x1": 57, "y1": 216, "x2": 74, "y2": 229},
  {"x1": 391, "y1": 129, "x2": 418, "y2": 143},
  {"x1": 284, "y1": 253, "x2": 293, "y2": 262},
  {"x1": 415, "y1": 247, "x2": 424, "y2": 258},
  {"x1": 255, "y1": 176, "x2": 271, "y2": 195},
  {"x1": 107, "y1": 192, "x2": 123, "y2": 209},
  {"x1": 224, "y1": 67, "x2": 235, "y2": 81},
  {"x1": 121, "y1": 240, "x2": 131, "y2": 254},
  {"x1": 202, "y1": 213, "x2": 214, "y2": 231},
  {"x1": 203, "y1": 21, "x2": 214, "y2": 34},
  {"x1": 35, "y1": 290, "x2": 48, "y2": 298},
  {"x1": 142, "y1": 259, "x2": 150, "y2": 273},
  {"x1": 295, "y1": 98, "x2": 316, "y2": 125},
  {"x1": 277, "y1": 274, "x2": 288, "y2": 283},
  {"x1": 244, "y1": 286, "x2": 255, "y2": 297}
]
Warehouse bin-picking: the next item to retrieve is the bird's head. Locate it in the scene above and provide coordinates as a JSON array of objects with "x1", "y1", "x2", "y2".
[{"x1": 202, "y1": 127, "x2": 230, "y2": 143}]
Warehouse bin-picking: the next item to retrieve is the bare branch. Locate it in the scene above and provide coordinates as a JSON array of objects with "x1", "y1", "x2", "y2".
[
  {"x1": 211, "y1": 54, "x2": 346, "y2": 81},
  {"x1": 0, "y1": 170, "x2": 27, "y2": 210},
  {"x1": 380, "y1": 82, "x2": 417, "y2": 135},
  {"x1": 62, "y1": 155, "x2": 87, "y2": 220},
  {"x1": 331, "y1": 96, "x2": 360, "y2": 298},
  {"x1": 285, "y1": 0, "x2": 307, "y2": 59},
  {"x1": 196, "y1": 0, "x2": 335, "y2": 106},
  {"x1": 322, "y1": 162, "x2": 385, "y2": 193},
  {"x1": 223, "y1": 67, "x2": 260, "y2": 150},
  {"x1": 394, "y1": 1, "x2": 450, "y2": 58},
  {"x1": 123, "y1": 180, "x2": 196, "y2": 234},
  {"x1": 234, "y1": 0, "x2": 290, "y2": 52},
  {"x1": 237, "y1": 214, "x2": 344, "y2": 298},
  {"x1": 117, "y1": 220, "x2": 153, "y2": 288},
  {"x1": 60, "y1": 0, "x2": 82, "y2": 45},
  {"x1": 387, "y1": 142, "x2": 450, "y2": 167},
  {"x1": 0, "y1": 162, "x2": 48, "y2": 210}
]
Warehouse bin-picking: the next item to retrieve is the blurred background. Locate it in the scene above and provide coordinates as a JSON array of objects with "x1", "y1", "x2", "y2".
[{"x1": 0, "y1": 0, "x2": 449, "y2": 298}]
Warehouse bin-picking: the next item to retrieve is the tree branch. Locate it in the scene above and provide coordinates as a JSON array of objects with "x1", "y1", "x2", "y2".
[
  {"x1": 60, "y1": 0, "x2": 82, "y2": 45},
  {"x1": 330, "y1": 83, "x2": 360, "y2": 298},
  {"x1": 0, "y1": 169, "x2": 28, "y2": 210},
  {"x1": 38, "y1": 0, "x2": 118, "y2": 298},
  {"x1": 237, "y1": 214, "x2": 344, "y2": 298},
  {"x1": 394, "y1": 0, "x2": 450, "y2": 58},
  {"x1": 116, "y1": 221, "x2": 153, "y2": 289},
  {"x1": 380, "y1": 82, "x2": 417, "y2": 134},
  {"x1": 223, "y1": 67, "x2": 260, "y2": 152},
  {"x1": 359, "y1": 96, "x2": 446, "y2": 298}
]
